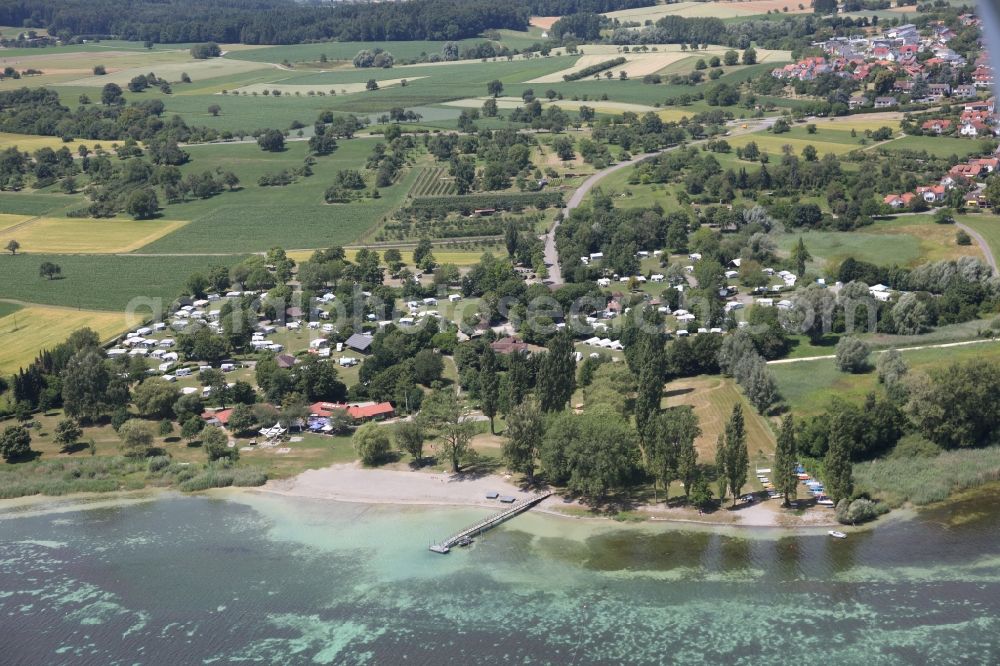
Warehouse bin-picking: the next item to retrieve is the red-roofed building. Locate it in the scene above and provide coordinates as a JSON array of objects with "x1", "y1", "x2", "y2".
[
  {"x1": 949, "y1": 163, "x2": 983, "y2": 179},
  {"x1": 883, "y1": 194, "x2": 906, "y2": 209},
  {"x1": 972, "y1": 157, "x2": 999, "y2": 173},
  {"x1": 490, "y1": 336, "x2": 531, "y2": 355},
  {"x1": 917, "y1": 185, "x2": 946, "y2": 203},
  {"x1": 202, "y1": 408, "x2": 233, "y2": 426},
  {"x1": 921, "y1": 119, "x2": 952, "y2": 134},
  {"x1": 310, "y1": 401, "x2": 395, "y2": 422}
]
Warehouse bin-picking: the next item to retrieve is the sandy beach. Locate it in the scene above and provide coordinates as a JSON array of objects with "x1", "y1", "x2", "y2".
[{"x1": 255, "y1": 463, "x2": 839, "y2": 528}]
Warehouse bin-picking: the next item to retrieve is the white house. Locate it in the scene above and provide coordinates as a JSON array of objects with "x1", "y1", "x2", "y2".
[{"x1": 651, "y1": 274, "x2": 664, "y2": 283}]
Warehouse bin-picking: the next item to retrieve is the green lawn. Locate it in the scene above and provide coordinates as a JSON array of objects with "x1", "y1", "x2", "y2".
[
  {"x1": 0, "y1": 254, "x2": 246, "y2": 310},
  {"x1": 774, "y1": 339, "x2": 1000, "y2": 416},
  {"x1": 882, "y1": 135, "x2": 987, "y2": 159}
]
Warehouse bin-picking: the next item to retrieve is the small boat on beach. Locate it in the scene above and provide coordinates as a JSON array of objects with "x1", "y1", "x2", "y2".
[{"x1": 828, "y1": 530, "x2": 847, "y2": 539}]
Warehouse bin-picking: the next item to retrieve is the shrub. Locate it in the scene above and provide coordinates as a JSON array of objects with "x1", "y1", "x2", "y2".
[
  {"x1": 956, "y1": 230, "x2": 972, "y2": 246},
  {"x1": 835, "y1": 497, "x2": 889, "y2": 524},
  {"x1": 835, "y1": 336, "x2": 870, "y2": 373},
  {"x1": 148, "y1": 455, "x2": 171, "y2": 473}
]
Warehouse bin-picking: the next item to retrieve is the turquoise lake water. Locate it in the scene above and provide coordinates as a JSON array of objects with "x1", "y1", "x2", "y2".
[{"x1": 0, "y1": 489, "x2": 998, "y2": 664}]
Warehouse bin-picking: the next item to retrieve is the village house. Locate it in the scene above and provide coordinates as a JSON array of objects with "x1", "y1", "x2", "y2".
[
  {"x1": 954, "y1": 84, "x2": 977, "y2": 99},
  {"x1": 960, "y1": 120, "x2": 993, "y2": 138},
  {"x1": 916, "y1": 185, "x2": 946, "y2": 203},
  {"x1": 874, "y1": 96, "x2": 897, "y2": 109},
  {"x1": 921, "y1": 119, "x2": 952, "y2": 134}
]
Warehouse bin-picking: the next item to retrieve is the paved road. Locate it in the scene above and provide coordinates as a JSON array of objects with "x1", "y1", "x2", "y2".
[
  {"x1": 766, "y1": 337, "x2": 999, "y2": 365},
  {"x1": 542, "y1": 117, "x2": 779, "y2": 286}
]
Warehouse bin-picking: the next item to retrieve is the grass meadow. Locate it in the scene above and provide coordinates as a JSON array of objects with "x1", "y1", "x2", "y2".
[
  {"x1": 775, "y1": 215, "x2": 982, "y2": 273},
  {"x1": 882, "y1": 135, "x2": 986, "y2": 159},
  {"x1": 772, "y1": 340, "x2": 1000, "y2": 417}
]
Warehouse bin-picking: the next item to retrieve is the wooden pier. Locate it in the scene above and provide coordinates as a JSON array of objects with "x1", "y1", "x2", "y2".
[{"x1": 429, "y1": 492, "x2": 552, "y2": 553}]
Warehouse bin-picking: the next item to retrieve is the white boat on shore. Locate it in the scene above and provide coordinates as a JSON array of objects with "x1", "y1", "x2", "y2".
[{"x1": 828, "y1": 530, "x2": 847, "y2": 539}]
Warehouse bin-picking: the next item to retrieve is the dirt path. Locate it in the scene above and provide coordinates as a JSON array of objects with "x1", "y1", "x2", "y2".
[
  {"x1": 956, "y1": 221, "x2": 998, "y2": 275},
  {"x1": 767, "y1": 337, "x2": 1000, "y2": 365}
]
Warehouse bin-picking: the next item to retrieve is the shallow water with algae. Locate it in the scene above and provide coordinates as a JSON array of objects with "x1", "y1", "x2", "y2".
[{"x1": 1, "y1": 488, "x2": 998, "y2": 664}]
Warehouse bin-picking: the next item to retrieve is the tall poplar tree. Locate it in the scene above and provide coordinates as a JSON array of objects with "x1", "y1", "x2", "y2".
[
  {"x1": 634, "y1": 332, "x2": 665, "y2": 441},
  {"x1": 774, "y1": 414, "x2": 798, "y2": 507},
  {"x1": 479, "y1": 345, "x2": 500, "y2": 434},
  {"x1": 825, "y1": 413, "x2": 854, "y2": 503},
  {"x1": 790, "y1": 236, "x2": 811, "y2": 277},
  {"x1": 537, "y1": 330, "x2": 575, "y2": 413},
  {"x1": 714, "y1": 433, "x2": 728, "y2": 503},
  {"x1": 724, "y1": 404, "x2": 748, "y2": 506}
]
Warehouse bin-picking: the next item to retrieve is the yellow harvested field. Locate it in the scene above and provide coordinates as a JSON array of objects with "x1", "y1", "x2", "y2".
[
  {"x1": 0, "y1": 305, "x2": 127, "y2": 373},
  {"x1": 528, "y1": 45, "x2": 789, "y2": 83},
  {"x1": 663, "y1": 376, "x2": 776, "y2": 461},
  {"x1": 231, "y1": 76, "x2": 425, "y2": 96},
  {"x1": 287, "y1": 248, "x2": 497, "y2": 266},
  {"x1": 0, "y1": 132, "x2": 110, "y2": 153},
  {"x1": 816, "y1": 115, "x2": 904, "y2": 132},
  {"x1": 59, "y1": 56, "x2": 269, "y2": 87},
  {"x1": 2, "y1": 217, "x2": 188, "y2": 253},
  {"x1": 0, "y1": 213, "x2": 32, "y2": 234},
  {"x1": 605, "y1": 0, "x2": 810, "y2": 21},
  {"x1": 728, "y1": 133, "x2": 861, "y2": 156}
]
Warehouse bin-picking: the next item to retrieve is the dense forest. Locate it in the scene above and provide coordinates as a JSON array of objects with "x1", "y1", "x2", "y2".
[{"x1": 0, "y1": 0, "x2": 654, "y2": 44}]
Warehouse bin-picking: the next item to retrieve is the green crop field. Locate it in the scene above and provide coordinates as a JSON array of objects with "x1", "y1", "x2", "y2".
[
  {"x1": 0, "y1": 254, "x2": 246, "y2": 311},
  {"x1": 0, "y1": 192, "x2": 82, "y2": 216},
  {"x1": 142, "y1": 139, "x2": 419, "y2": 253}
]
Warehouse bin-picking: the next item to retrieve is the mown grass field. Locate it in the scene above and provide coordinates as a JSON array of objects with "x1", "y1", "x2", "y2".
[
  {"x1": 141, "y1": 138, "x2": 418, "y2": 253},
  {"x1": 663, "y1": 375, "x2": 776, "y2": 462},
  {"x1": 2, "y1": 217, "x2": 188, "y2": 253},
  {"x1": 773, "y1": 340, "x2": 1000, "y2": 416},
  {"x1": 0, "y1": 304, "x2": 128, "y2": 373},
  {"x1": 882, "y1": 135, "x2": 986, "y2": 159},
  {"x1": 0, "y1": 254, "x2": 246, "y2": 310}
]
